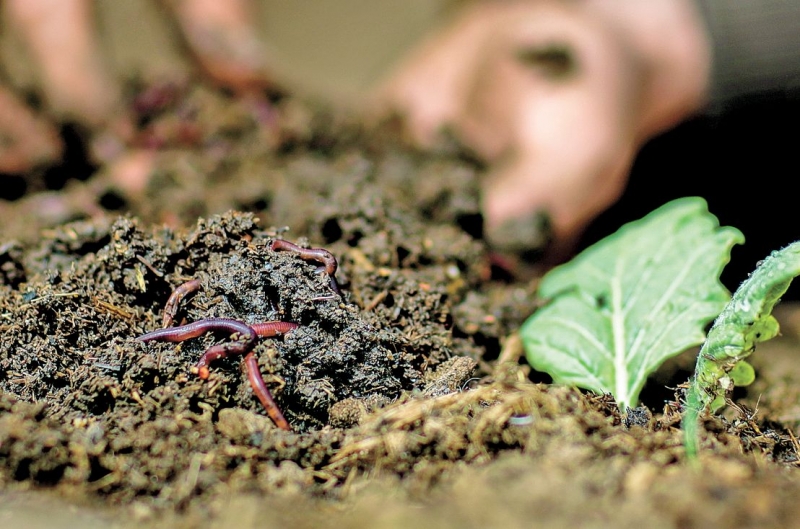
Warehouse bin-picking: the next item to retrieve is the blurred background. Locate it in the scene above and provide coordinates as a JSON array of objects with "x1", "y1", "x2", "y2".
[
  {"x1": 0, "y1": 0, "x2": 444, "y2": 103},
  {"x1": 1, "y1": 0, "x2": 798, "y2": 290}
]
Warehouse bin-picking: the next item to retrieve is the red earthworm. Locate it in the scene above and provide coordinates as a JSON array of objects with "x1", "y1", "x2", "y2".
[
  {"x1": 139, "y1": 242, "x2": 320, "y2": 430},
  {"x1": 269, "y1": 239, "x2": 341, "y2": 295},
  {"x1": 244, "y1": 352, "x2": 292, "y2": 431},
  {"x1": 162, "y1": 278, "x2": 202, "y2": 327},
  {"x1": 137, "y1": 318, "x2": 257, "y2": 379},
  {"x1": 251, "y1": 321, "x2": 299, "y2": 337}
]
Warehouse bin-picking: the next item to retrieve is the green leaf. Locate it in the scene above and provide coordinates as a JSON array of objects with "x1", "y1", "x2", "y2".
[
  {"x1": 521, "y1": 197, "x2": 743, "y2": 409},
  {"x1": 728, "y1": 361, "x2": 755, "y2": 387},
  {"x1": 683, "y1": 240, "x2": 800, "y2": 458}
]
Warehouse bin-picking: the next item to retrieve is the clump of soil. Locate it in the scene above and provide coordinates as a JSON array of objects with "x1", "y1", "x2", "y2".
[
  {"x1": 2, "y1": 83, "x2": 800, "y2": 528},
  {"x1": 0, "y1": 203, "x2": 482, "y2": 500}
]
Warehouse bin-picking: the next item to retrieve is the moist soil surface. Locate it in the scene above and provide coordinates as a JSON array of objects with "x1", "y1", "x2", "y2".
[{"x1": 2, "y1": 84, "x2": 800, "y2": 528}]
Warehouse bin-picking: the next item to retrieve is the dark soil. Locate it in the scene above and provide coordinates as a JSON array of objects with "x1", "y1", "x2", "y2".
[{"x1": 2, "y1": 83, "x2": 800, "y2": 528}]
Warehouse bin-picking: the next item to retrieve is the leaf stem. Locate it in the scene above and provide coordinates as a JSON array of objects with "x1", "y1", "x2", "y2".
[{"x1": 611, "y1": 275, "x2": 629, "y2": 408}]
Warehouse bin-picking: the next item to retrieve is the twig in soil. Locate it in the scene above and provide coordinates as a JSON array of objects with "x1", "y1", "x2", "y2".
[
  {"x1": 787, "y1": 429, "x2": 800, "y2": 463},
  {"x1": 93, "y1": 298, "x2": 136, "y2": 320},
  {"x1": 364, "y1": 290, "x2": 388, "y2": 312},
  {"x1": 135, "y1": 255, "x2": 165, "y2": 277},
  {"x1": 24, "y1": 292, "x2": 80, "y2": 305}
]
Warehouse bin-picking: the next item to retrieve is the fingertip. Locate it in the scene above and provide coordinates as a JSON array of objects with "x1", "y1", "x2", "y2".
[
  {"x1": 484, "y1": 209, "x2": 552, "y2": 257},
  {"x1": 166, "y1": 0, "x2": 278, "y2": 95},
  {"x1": 0, "y1": 88, "x2": 64, "y2": 174},
  {"x1": 102, "y1": 149, "x2": 158, "y2": 196}
]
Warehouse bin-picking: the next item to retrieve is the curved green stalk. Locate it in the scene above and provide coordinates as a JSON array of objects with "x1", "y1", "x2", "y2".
[{"x1": 683, "y1": 241, "x2": 800, "y2": 458}]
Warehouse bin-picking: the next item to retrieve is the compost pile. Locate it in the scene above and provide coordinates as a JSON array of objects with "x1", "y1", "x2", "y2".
[{"x1": 2, "y1": 85, "x2": 800, "y2": 528}]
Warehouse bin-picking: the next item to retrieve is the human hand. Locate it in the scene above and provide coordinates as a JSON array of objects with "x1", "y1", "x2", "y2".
[
  {"x1": 376, "y1": 0, "x2": 711, "y2": 257},
  {"x1": 0, "y1": 0, "x2": 274, "y2": 179}
]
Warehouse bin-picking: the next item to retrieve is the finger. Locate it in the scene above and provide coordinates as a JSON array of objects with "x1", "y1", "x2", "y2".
[
  {"x1": 481, "y1": 85, "x2": 637, "y2": 248},
  {"x1": 371, "y1": 2, "x2": 516, "y2": 146},
  {"x1": 160, "y1": 0, "x2": 277, "y2": 94},
  {"x1": 0, "y1": 85, "x2": 63, "y2": 174},
  {"x1": 5, "y1": 0, "x2": 121, "y2": 127},
  {"x1": 471, "y1": 10, "x2": 642, "y2": 248},
  {"x1": 105, "y1": 149, "x2": 157, "y2": 196},
  {"x1": 482, "y1": 136, "x2": 635, "y2": 252}
]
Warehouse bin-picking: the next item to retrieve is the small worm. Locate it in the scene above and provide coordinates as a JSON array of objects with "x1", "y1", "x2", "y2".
[
  {"x1": 269, "y1": 239, "x2": 341, "y2": 295},
  {"x1": 162, "y1": 279, "x2": 202, "y2": 328},
  {"x1": 137, "y1": 318, "x2": 257, "y2": 379},
  {"x1": 251, "y1": 321, "x2": 299, "y2": 337},
  {"x1": 244, "y1": 352, "x2": 292, "y2": 431}
]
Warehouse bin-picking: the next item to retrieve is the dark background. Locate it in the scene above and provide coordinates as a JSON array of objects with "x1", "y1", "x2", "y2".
[{"x1": 583, "y1": 93, "x2": 800, "y2": 296}]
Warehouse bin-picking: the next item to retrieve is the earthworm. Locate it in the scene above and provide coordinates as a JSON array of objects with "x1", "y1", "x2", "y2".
[
  {"x1": 251, "y1": 321, "x2": 299, "y2": 337},
  {"x1": 244, "y1": 352, "x2": 292, "y2": 431},
  {"x1": 138, "y1": 318, "x2": 298, "y2": 428},
  {"x1": 137, "y1": 318, "x2": 257, "y2": 379},
  {"x1": 162, "y1": 278, "x2": 202, "y2": 327},
  {"x1": 269, "y1": 239, "x2": 341, "y2": 295}
]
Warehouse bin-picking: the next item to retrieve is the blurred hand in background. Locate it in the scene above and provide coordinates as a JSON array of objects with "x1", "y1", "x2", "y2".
[
  {"x1": 5, "y1": 0, "x2": 799, "y2": 263},
  {"x1": 376, "y1": 0, "x2": 711, "y2": 257},
  {"x1": 0, "y1": 0, "x2": 274, "y2": 179}
]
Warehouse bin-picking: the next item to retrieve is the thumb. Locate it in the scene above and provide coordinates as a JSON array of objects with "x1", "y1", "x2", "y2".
[
  {"x1": 480, "y1": 77, "x2": 637, "y2": 251},
  {"x1": 482, "y1": 142, "x2": 634, "y2": 258},
  {"x1": 476, "y1": 35, "x2": 641, "y2": 254}
]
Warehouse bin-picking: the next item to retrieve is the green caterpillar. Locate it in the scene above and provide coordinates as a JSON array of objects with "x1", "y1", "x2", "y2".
[{"x1": 683, "y1": 241, "x2": 800, "y2": 458}]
